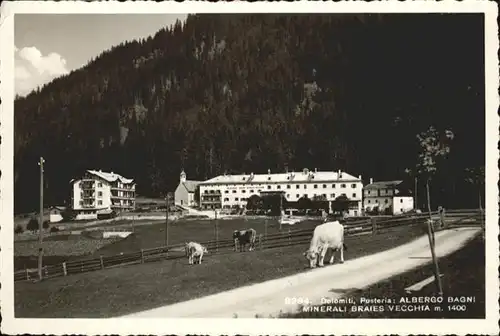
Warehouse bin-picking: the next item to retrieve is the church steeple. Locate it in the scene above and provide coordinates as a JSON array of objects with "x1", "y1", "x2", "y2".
[{"x1": 180, "y1": 170, "x2": 187, "y2": 183}]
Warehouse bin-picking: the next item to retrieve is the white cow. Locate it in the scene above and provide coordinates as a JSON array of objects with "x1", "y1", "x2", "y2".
[
  {"x1": 303, "y1": 221, "x2": 347, "y2": 268},
  {"x1": 185, "y1": 242, "x2": 208, "y2": 265}
]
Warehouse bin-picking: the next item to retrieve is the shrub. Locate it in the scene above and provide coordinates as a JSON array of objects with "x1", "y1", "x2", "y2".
[
  {"x1": 14, "y1": 225, "x2": 24, "y2": 234},
  {"x1": 50, "y1": 226, "x2": 59, "y2": 233},
  {"x1": 43, "y1": 220, "x2": 50, "y2": 229},
  {"x1": 26, "y1": 218, "x2": 39, "y2": 231}
]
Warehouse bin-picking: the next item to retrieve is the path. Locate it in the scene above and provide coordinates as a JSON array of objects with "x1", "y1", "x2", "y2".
[{"x1": 120, "y1": 227, "x2": 480, "y2": 318}]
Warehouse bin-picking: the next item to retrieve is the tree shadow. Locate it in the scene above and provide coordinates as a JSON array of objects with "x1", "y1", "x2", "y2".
[{"x1": 328, "y1": 287, "x2": 362, "y2": 294}]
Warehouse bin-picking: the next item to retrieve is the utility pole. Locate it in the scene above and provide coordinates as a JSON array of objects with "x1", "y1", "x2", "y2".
[
  {"x1": 214, "y1": 209, "x2": 218, "y2": 252},
  {"x1": 414, "y1": 176, "x2": 418, "y2": 210},
  {"x1": 38, "y1": 157, "x2": 45, "y2": 281}
]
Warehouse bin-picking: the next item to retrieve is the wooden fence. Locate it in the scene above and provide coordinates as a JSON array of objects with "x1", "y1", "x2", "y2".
[{"x1": 14, "y1": 209, "x2": 483, "y2": 283}]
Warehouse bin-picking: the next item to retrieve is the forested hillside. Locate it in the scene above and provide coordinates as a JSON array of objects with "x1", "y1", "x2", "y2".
[{"x1": 14, "y1": 14, "x2": 484, "y2": 213}]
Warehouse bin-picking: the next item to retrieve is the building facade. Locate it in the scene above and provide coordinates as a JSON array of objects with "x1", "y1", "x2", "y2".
[
  {"x1": 363, "y1": 179, "x2": 414, "y2": 215},
  {"x1": 70, "y1": 170, "x2": 136, "y2": 220},
  {"x1": 198, "y1": 168, "x2": 363, "y2": 216},
  {"x1": 174, "y1": 170, "x2": 201, "y2": 207}
]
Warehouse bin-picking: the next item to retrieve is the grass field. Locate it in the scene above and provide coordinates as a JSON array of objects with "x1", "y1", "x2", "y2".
[
  {"x1": 15, "y1": 223, "x2": 427, "y2": 318},
  {"x1": 285, "y1": 234, "x2": 485, "y2": 318},
  {"x1": 14, "y1": 217, "x2": 318, "y2": 270}
]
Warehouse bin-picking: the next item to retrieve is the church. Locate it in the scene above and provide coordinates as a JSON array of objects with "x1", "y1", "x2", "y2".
[{"x1": 174, "y1": 170, "x2": 201, "y2": 207}]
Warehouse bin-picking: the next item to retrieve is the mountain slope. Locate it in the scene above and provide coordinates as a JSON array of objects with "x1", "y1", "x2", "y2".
[{"x1": 14, "y1": 14, "x2": 485, "y2": 212}]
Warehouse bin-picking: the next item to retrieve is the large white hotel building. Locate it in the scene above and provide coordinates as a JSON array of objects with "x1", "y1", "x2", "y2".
[{"x1": 198, "y1": 168, "x2": 363, "y2": 216}]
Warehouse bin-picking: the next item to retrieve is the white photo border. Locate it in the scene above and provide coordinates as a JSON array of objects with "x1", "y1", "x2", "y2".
[{"x1": 1, "y1": 1, "x2": 498, "y2": 335}]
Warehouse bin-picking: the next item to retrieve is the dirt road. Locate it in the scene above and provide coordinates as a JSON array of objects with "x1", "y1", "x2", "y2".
[{"x1": 120, "y1": 227, "x2": 480, "y2": 318}]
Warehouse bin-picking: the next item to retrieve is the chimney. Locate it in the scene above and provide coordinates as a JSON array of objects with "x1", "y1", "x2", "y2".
[
  {"x1": 359, "y1": 175, "x2": 362, "y2": 180},
  {"x1": 338, "y1": 170, "x2": 342, "y2": 179},
  {"x1": 268, "y1": 169, "x2": 271, "y2": 174},
  {"x1": 314, "y1": 168, "x2": 317, "y2": 173},
  {"x1": 370, "y1": 178, "x2": 373, "y2": 184},
  {"x1": 250, "y1": 172, "x2": 254, "y2": 178}
]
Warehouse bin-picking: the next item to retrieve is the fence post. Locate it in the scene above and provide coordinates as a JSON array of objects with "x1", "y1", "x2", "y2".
[
  {"x1": 44, "y1": 266, "x2": 48, "y2": 277},
  {"x1": 62, "y1": 262, "x2": 67, "y2": 276},
  {"x1": 259, "y1": 234, "x2": 263, "y2": 250},
  {"x1": 371, "y1": 217, "x2": 377, "y2": 235},
  {"x1": 288, "y1": 229, "x2": 291, "y2": 245},
  {"x1": 25, "y1": 268, "x2": 29, "y2": 281},
  {"x1": 438, "y1": 206, "x2": 446, "y2": 229},
  {"x1": 140, "y1": 249, "x2": 144, "y2": 263},
  {"x1": 100, "y1": 255, "x2": 104, "y2": 269}
]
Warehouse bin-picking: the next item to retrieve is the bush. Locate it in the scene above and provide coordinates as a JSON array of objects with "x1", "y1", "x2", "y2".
[
  {"x1": 43, "y1": 220, "x2": 50, "y2": 229},
  {"x1": 14, "y1": 225, "x2": 24, "y2": 234},
  {"x1": 50, "y1": 226, "x2": 59, "y2": 233},
  {"x1": 26, "y1": 218, "x2": 39, "y2": 231}
]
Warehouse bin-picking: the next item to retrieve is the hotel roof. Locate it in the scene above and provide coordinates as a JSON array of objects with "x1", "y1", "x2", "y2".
[
  {"x1": 364, "y1": 180, "x2": 403, "y2": 189},
  {"x1": 200, "y1": 169, "x2": 361, "y2": 185},
  {"x1": 86, "y1": 170, "x2": 134, "y2": 184}
]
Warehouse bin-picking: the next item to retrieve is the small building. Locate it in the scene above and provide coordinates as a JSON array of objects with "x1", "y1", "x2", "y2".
[
  {"x1": 363, "y1": 179, "x2": 414, "y2": 215},
  {"x1": 49, "y1": 206, "x2": 66, "y2": 223},
  {"x1": 174, "y1": 170, "x2": 201, "y2": 207}
]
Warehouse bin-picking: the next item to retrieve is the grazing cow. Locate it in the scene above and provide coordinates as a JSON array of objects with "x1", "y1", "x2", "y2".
[
  {"x1": 303, "y1": 221, "x2": 347, "y2": 268},
  {"x1": 185, "y1": 241, "x2": 208, "y2": 265},
  {"x1": 233, "y1": 228, "x2": 257, "y2": 252}
]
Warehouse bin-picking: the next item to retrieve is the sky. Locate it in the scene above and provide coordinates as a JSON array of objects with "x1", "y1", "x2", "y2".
[{"x1": 14, "y1": 14, "x2": 188, "y2": 96}]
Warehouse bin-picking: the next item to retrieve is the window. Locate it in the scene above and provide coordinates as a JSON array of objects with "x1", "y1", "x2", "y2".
[
  {"x1": 367, "y1": 190, "x2": 371, "y2": 195},
  {"x1": 267, "y1": 185, "x2": 271, "y2": 190},
  {"x1": 323, "y1": 184, "x2": 327, "y2": 188},
  {"x1": 268, "y1": 177, "x2": 271, "y2": 181},
  {"x1": 287, "y1": 194, "x2": 290, "y2": 198},
  {"x1": 296, "y1": 185, "x2": 300, "y2": 189},
  {"x1": 98, "y1": 191, "x2": 103, "y2": 197},
  {"x1": 376, "y1": 200, "x2": 379, "y2": 203},
  {"x1": 98, "y1": 200, "x2": 103, "y2": 205},
  {"x1": 351, "y1": 184, "x2": 356, "y2": 188},
  {"x1": 385, "y1": 199, "x2": 389, "y2": 204},
  {"x1": 235, "y1": 198, "x2": 239, "y2": 201},
  {"x1": 204, "y1": 190, "x2": 208, "y2": 194},
  {"x1": 314, "y1": 185, "x2": 318, "y2": 189},
  {"x1": 322, "y1": 194, "x2": 326, "y2": 198},
  {"x1": 341, "y1": 184, "x2": 346, "y2": 188},
  {"x1": 295, "y1": 194, "x2": 299, "y2": 198},
  {"x1": 287, "y1": 185, "x2": 291, "y2": 189},
  {"x1": 303, "y1": 185, "x2": 307, "y2": 189},
  {"x1": 400, "y1": 199, "x2": 403, "y2": 203},
  {"x1": 225, "y1": 190, "x2": 229, "y2": 194},
  {"x1": 232, "y1": 190, "x2": 237, "y2": 194},
  {"x1": 224, "y1": 198, "x2": 229, "y2": 201},
  {"x1": 250, "y1": 190, "x2": 254, "y2": 193},
  {"x1": 303, "y1": 194, "x2": 308, "y2": 198},
  {"x1": 368, "y1": 200, "x2": 371, "y2": 203},
  {"x1": 331, "y1": 193, "x2": 335, "y2": 198},
  {"x1": 277, "y1": 185, "x2": 281, "y2": 189},
  {"x1": 352, "y1": 193, "x2": 356, "y2": 198},
  {"x1": 242, "y1": 190, "x2": 246, "y2": 193}
]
